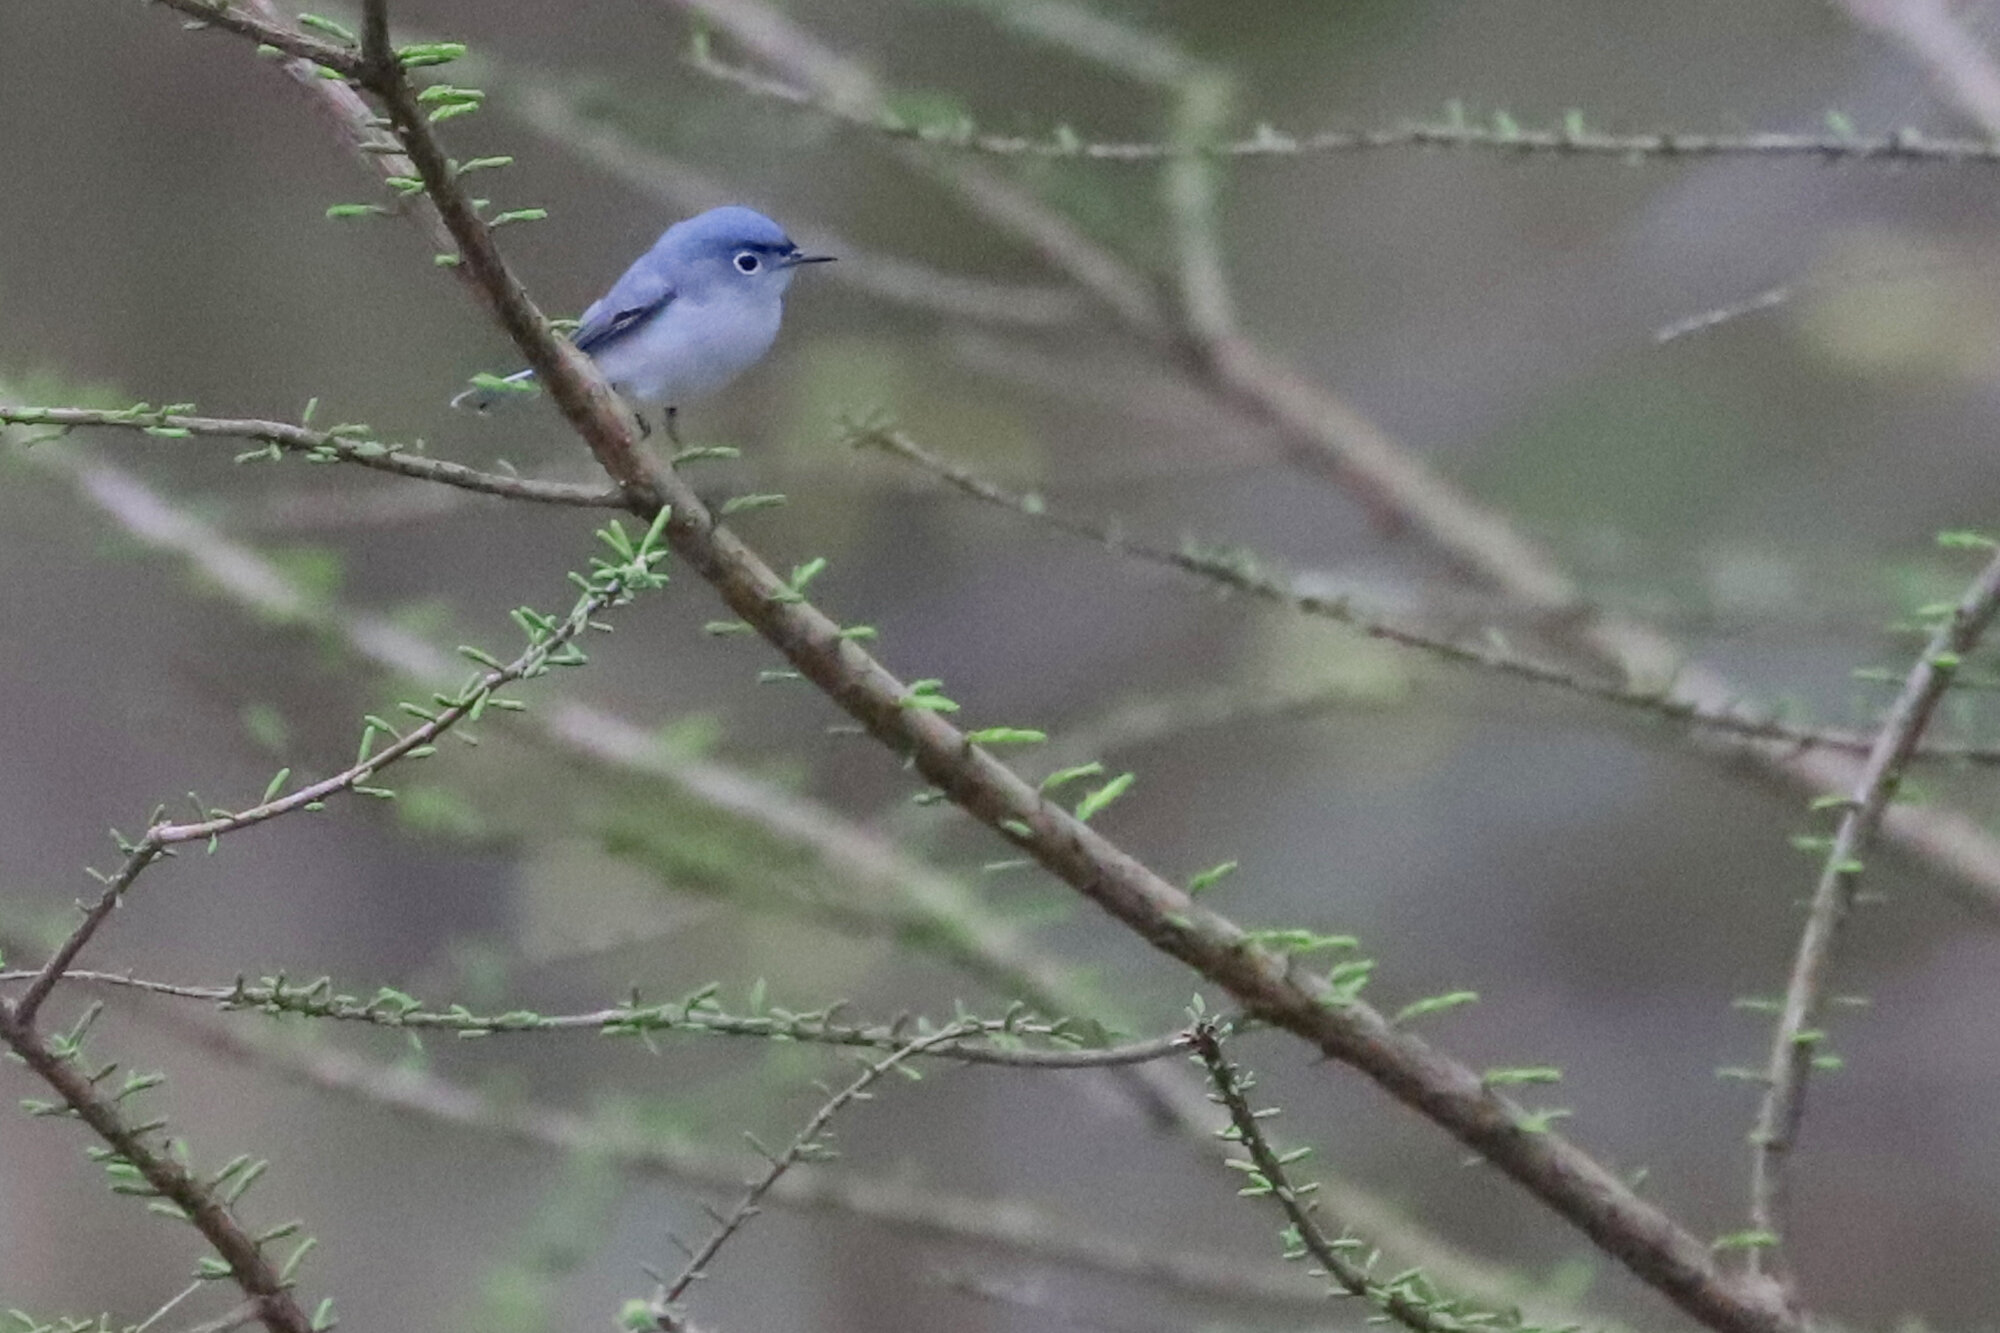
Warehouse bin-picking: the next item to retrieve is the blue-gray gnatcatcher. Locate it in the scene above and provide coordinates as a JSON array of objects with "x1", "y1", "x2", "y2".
[{"x1": 451, "y1": 205, "x2": 833, "y2": 438}]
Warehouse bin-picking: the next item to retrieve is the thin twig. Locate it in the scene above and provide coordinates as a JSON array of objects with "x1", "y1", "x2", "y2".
[
  {"x1": 0, "y1": 969, "x2": 1192, "y2": 1070},
  {"x1": 687, "y1": 47, "x2": 2000, "y2": 168},
  {"x1": 0, "y1": 998, "x2": 316, "y2": 1333},
  {"x1": 12, "y1": 846, "x2": 163, "y2": 1028},
  {"x1": 1193, "y1": 1022, "x2": 1514, "y2": 1333},
  {"x1": 0, "y1": 405, "x2": 622, "y2": 507},
  {"x1": 1746, "y1": 543, "x2": 2000, "y2": 1291},
  {"x1": 852, "y1": 422, "x2": 2000, "y2": 766},
  {"x1": 650, "y1": 1024, "x2": 976, "y2": 1318},
  {"x1": 132, "y1": 1281, "x2": 205, "y2": 1333},
  {"x1": 168, "y1": 0, "x2": 361, "y2": 72}
]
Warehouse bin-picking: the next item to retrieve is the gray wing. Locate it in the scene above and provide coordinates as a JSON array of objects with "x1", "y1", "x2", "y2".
[{"x1": 572, "y1": 254, "x2": 676, "y2": 356}]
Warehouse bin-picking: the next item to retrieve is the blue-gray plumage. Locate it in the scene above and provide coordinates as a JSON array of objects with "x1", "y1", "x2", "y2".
[{"x1": 451, "y1": 205, "x2": 832, "y2": 429}]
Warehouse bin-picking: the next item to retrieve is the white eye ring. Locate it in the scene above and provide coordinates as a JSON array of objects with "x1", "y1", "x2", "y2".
[{"x1": 734, "y1": 251, "x2": 761, "y2": 274}]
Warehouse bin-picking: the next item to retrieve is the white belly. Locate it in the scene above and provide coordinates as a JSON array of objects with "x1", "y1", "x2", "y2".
[{"x1": 590, "y1": 293, "x2": 784, "y2": 409}]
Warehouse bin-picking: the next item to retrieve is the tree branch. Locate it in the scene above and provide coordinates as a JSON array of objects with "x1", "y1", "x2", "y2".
[
  {"x1": 687, "y1": 44, "x2": 2000, "y2": 168},
  {"x1": 0, "y1": 969, "x2": 1193, "y2": 1070},
  {"x1": 0, "y1": 997, "x2": 316, "y2": 1333},
  {"x1": 1746, "y1": 543, "x2": 2000, "y2": 1290},
  {"x1": 0, "y1": 405, "x2": 622, "y2": 507},
  {"x1": 1194, "y1": 1022, "x2": 1510, "y2": 1333},
  {"x1": 853, "y1": 422, "x2": 2000, "y2": 773},
  {"x1": 648, "y1": 1024, "x2": 976, "y2": 1319}
]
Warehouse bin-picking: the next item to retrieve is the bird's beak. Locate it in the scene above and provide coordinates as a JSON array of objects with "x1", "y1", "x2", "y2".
[{"x1": 784, "y1": 252, "x2": 837, "y2": 268}]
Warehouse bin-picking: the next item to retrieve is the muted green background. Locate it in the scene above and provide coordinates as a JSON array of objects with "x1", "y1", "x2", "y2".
[{"x1": 7, "y1": 2, "x2": 2000, "y2": 1330}]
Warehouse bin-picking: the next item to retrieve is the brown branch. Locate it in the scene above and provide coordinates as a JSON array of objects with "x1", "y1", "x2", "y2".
[
  {"x1": 12, "y1": 846, "x2": 163, "y2": 1028},
  {"x1": 148, "y1": 8, "x2": 1799, "y2": 1328},
  {"x1": 165, "y1": 0, "x2": 361, "y2": 73},
  {"x1": 0, "y1": 997, "x2": 315, "y2": 1333},
  {"x1": 1746, "y1": 544, "x2": 2000, "y2": 1291},
  {"x1": 0, "y1": 405, "x2": 622, "y2": 508}
]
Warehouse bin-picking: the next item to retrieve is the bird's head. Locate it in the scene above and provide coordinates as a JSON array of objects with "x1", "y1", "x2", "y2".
[{"x1": 663, "y1": 205, "x2": 834, "y2": 299}]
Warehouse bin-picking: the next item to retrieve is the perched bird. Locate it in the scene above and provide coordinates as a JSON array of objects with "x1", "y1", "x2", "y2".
[{"x1": 451, "y1": 205, "x2": 832, "y2": 440}]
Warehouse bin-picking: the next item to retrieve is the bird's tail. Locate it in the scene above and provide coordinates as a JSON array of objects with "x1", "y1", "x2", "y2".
[{"x1": 450, "y1": 368, "x2": 538, "y2": 412}]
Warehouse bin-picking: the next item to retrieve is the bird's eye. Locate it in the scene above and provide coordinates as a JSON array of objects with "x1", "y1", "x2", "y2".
[{"x1": 734, "y1": 251, "x2": 761, "y2": 274}]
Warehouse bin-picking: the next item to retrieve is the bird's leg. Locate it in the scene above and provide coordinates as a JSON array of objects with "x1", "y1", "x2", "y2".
[{"x1": 665, "y1": 406, "x2": 683, "y2": 448}]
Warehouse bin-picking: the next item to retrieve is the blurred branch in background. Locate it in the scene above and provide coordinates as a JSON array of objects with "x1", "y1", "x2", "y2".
[
  {"x1": 1844, "y1": 0, "x2": 2000, "y2": 137},
  {"x1": 638, "y1": 1022, "x2": 983, "y2": 1324}
]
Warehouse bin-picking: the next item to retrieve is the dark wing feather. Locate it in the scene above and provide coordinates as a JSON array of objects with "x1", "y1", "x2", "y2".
[{"x1": 572, "y1": 260, "x2": 676, "y2": 355}]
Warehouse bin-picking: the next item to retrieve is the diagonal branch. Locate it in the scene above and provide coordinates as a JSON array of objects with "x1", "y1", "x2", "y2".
[
  {"x1": 853, "y1": 422, "x2": 2000, "y2": 772},
  {"x1": 166, "y1": 0, "x2": 361, "y2": 72},
  {"x1": 1746, "y1": 543, "x2": 2000, "y2": 1287},
  {"x1": 11, "y1": 846, "x2": 162, "y2": 1028},
  {"x1": 650, "y1": 1024, "x2": 977, "y2": 1317},
  {"x1": 1194, "y1": 1022, "x2": 1503, "y2": 1333}
]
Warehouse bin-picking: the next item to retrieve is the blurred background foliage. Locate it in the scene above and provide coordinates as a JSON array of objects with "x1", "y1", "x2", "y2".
[{"x1": 8, "y1": 2, "x2": 2000, "y2": 1331}]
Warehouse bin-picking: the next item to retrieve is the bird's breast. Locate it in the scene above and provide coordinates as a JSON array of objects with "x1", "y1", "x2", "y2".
[{"x1": 590, "y1": 294, "x2": 784, "y2": 408}]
